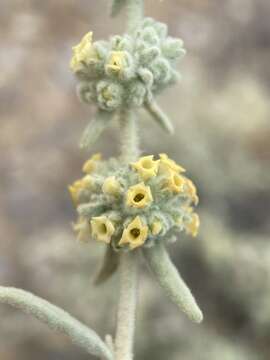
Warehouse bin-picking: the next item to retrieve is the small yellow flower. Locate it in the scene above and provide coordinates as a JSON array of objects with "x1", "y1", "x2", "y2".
[
  {"x1": 102, "y1": 88, "x2": 113, "y2": 101},
  {"x1": 106, "y1": 51, "x2": 126, "y2": 73},
  {"x1": 159, "y1": 153, "x2": 185, "y2": 174},
  {"x1": 70, "y1": 32, "x2": 98, "y2": 73},
  {"x1": 119, "y1": 216, "x2": 148, "y2": 249},
  {"x1": 102, "y1": 176, "x2": 121, "y2": 195},
  {"x1": 82, "y1": 153, "x2": 102, "y2": 174},
  {"x1": 175, "y1": 216, "x2": 183, "y2": 226},
  {"x1": 131, "y1": 155, "x2": 160, "y2": 181},
  {"x1": 81, "y1": 175, "x2": 95, "y2": 188},
  {"x1": 68, "y1": 175, "x2": 95, "y2": 206},
  {"x1": 73, "y1": 217, "x2": 91, "y2": 242},
  {"x1": 91, "y1": 216, "x2": 115, "y2": 244},
  {"x1": 185, "y1": 178, "x2": 199, "y2": 205},
  {"x1": 151, "y1": 221, "x2": 163, "y2": 236},
  {"x1": 186, "y1": 213, "x2": 200, "y2": 237},
  {"x1": 126, "y1": 183, "x2": 153, "y2": 209},
  {"x1": 162, "y1": 170, "x2": 185, "y2": 193}
]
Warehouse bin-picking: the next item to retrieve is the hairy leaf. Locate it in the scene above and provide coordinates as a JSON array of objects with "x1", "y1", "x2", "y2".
[
  {"x1": 143, "y1": 244, "x2": 203, "y2": 323},
  {"x1": 0, "y1": 287, "x2": 113, "y2": 360}
]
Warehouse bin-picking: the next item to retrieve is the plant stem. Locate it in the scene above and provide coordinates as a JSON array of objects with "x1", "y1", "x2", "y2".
[
  {"x1": 126, "y1": 0, "x2": 144, "y2": 34},
  {"x1": 114, "y1": 2, "x2": 144, "y2": 359},
  {"x1": 119, "y1": 109, "x2": 140, "y2": 163},
  {"x1": 114, "y1": 252, "x2": 139, "y2": 360}
]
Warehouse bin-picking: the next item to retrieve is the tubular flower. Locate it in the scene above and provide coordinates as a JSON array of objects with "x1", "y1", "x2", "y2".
[
  {"x1": 185, "y1": 178, "x2": 199, "y2": 205},
  {"x1": 91, "y1": 216, "x2": 115, "y2": 243},
  {"x1": 131, "y1": 155, "x2": 160, "y2": 181},
  {"x1": 185, "y1": 213, "x2": 200, "y2": 237},
  {"x1": 151, "y1": 221, "x2": 163, "y2": 236},
  {"x1": 162, "y1": 170, "x2": 185, "y2": 193},
  {"x1": 159, "y1": 153, "x2": 186, "y2": 174},
  {"x1": 73, "y1": 217, "x2": 91, "y2": 242},
  {"x1": 83, "y1": 153, "x2": 102, "y2": 174},
  {"x1": 106, "y1": 51, "x2": 126, "y2": 74},
  {"x1": 126, "y1": 183, "x2": 153, "y2": 209},
  {"x1": 119, "y1": 216, "x2": 148, "y2": 249},
  {"x1": 70, "y1": 32, "x2": 98, "y2": 73},
  {"x1": 102, "y1": 176, "x2": 121, "y2": 195},
  {"x1": 68, "y1": 176, "x2": 93, "y2": 206}
]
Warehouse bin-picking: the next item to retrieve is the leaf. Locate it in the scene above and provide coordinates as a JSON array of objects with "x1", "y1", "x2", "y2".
[
  {"x1": 111, "y1": 0, "x2": 127, "y2": 17},
  {"x1": 0, "y1": 286, "x2": 113, "y2": 360},
  {"x1": 143, "y1": 243, "x2": 203, "y2": 323},
  {"x1": 80, "y1": 110, "x2": 112, "y2": 150},
  {"x1": 94, "y1": 246, "x2": 120, "y2": 285},
  {"x1": 144, "y1": 100, "x2": 174, "y2": 134}
]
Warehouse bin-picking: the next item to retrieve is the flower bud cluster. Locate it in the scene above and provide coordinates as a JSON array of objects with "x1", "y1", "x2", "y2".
[
  {"x1": 69, "y1": 153, "x2": 199, "y2": 251},
  {"x1": 70, "y1": 18, "x2": 186, "y2": 112}
]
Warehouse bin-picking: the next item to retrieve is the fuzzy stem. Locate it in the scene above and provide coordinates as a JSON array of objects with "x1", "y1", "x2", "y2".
[
  {"x1": 126, "y1": 0, "x2": 144, "y2": 34},
  {"x1": 114, "y1": 252, "x2": 139, "y2": 360},
  {"x1": 114, "y1": 2, "x2": 144, "y2": 359},
  {"x1": 119, "y1": 109, "x2": 140, "y2": 163}
]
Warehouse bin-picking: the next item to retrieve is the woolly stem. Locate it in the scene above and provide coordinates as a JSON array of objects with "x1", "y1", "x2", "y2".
[
  {"x1": 114, "y1": 252, "x2": 139, "y2": 360},
  {"x1": 119, "y1": 109, "x2": 140, "y2": 163},
  {"x1": 114, "y1": 2, "x2": 143, "y2": 359},
  {"x1": 126, "y1": 0, "x2": 144, "y2": 34}
]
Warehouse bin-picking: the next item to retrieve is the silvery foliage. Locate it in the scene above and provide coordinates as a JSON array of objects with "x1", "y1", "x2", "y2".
[{"x1": 76, "y1": 18, "x2": 185, "y2": 111}]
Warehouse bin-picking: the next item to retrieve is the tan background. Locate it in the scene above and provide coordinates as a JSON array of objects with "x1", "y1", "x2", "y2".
[{"x1": 1, "y1": 0, "x2": 270, "y2": 359}]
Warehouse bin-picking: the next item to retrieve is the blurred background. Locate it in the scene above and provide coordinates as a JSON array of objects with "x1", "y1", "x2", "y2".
[{"x1": 1, "y1": 0, "x2": 270, "y2": 359}]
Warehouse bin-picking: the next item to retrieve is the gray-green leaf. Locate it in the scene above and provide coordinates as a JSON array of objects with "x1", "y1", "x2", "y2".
[
  {"x1": 111, "y1": 0, "x2": 127, "y2": 17},
  {"x1": 0, "y1": 286, "x2": 113, "y2": 360},
  {"x1": 80, "y1": 110, "x2": 112, "y2": 150},
  {"x1": 143, "y1": 243, "x2": 203, "y2": 323},
  {"x1": 94, "y1": 246, "x2": 120, "y2": 285},
  {"x1": 144, "y1": 99, "x2": 174, "y2": 134}
]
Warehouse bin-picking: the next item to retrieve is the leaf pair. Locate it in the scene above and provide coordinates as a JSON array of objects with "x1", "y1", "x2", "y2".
[{"x1": 80, "y1": 101, "x2": 174, "y2": 152}]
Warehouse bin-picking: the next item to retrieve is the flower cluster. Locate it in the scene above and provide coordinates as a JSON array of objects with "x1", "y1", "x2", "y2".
[
  {"x1": 70, "y1": 18, "x2": 185, "y2": 112},
  {"x1": 69, "y1": 153, "x2": 199, "y2": 251}
]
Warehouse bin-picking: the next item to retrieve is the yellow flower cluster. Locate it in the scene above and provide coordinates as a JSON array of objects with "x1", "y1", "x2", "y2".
[
  {"x1": 70, "y1": 32, "x2": 98, "y2": 73},
  {"x1": 69, "y1": 153, "x2": 200, "y2": 250}
]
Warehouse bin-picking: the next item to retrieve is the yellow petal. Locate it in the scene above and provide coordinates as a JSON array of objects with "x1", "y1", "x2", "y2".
[
  {"x1": 186, "y1": 213, "x2": 200, "y2": 237},
  {"x1": 151, "y1": 221, "x2": 163, "y2": 236},
  {"x1": 126, "y1": 182, "x2": 153, "y2": 209},
  {"x1": 91, "y1": 216, "x2": 115, "y2": 244},
  {"x1": 131, "y1": 155, "x2": 160, "y2": 181},
  {"x1": 162, "y1": 169, "x2": 185, "y2": 193},
  {"x1": 119, "y1": 216, "x2": 148, "y2": 249},
  {"x1": 102, "y1": 176, "x2": 121, "y2": 195},
  {"x1": 82, "y1": 153, "x2": 102, "y2": 174},
  {"x1": 73, "y1": 217, "x2": 91, "y2": 242},
  {"x1": 159, "y1": 153, "x2": 185, "y2": 174},
  {"x1": 106, "y1": 51, "x2": 126, "y2": 73},
  {"x1": 70, "y1": 32, "x2": 98, "y2": 73},
  {"x1": 185, "y1": 178, "x2": 199, "y2": 205}
]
